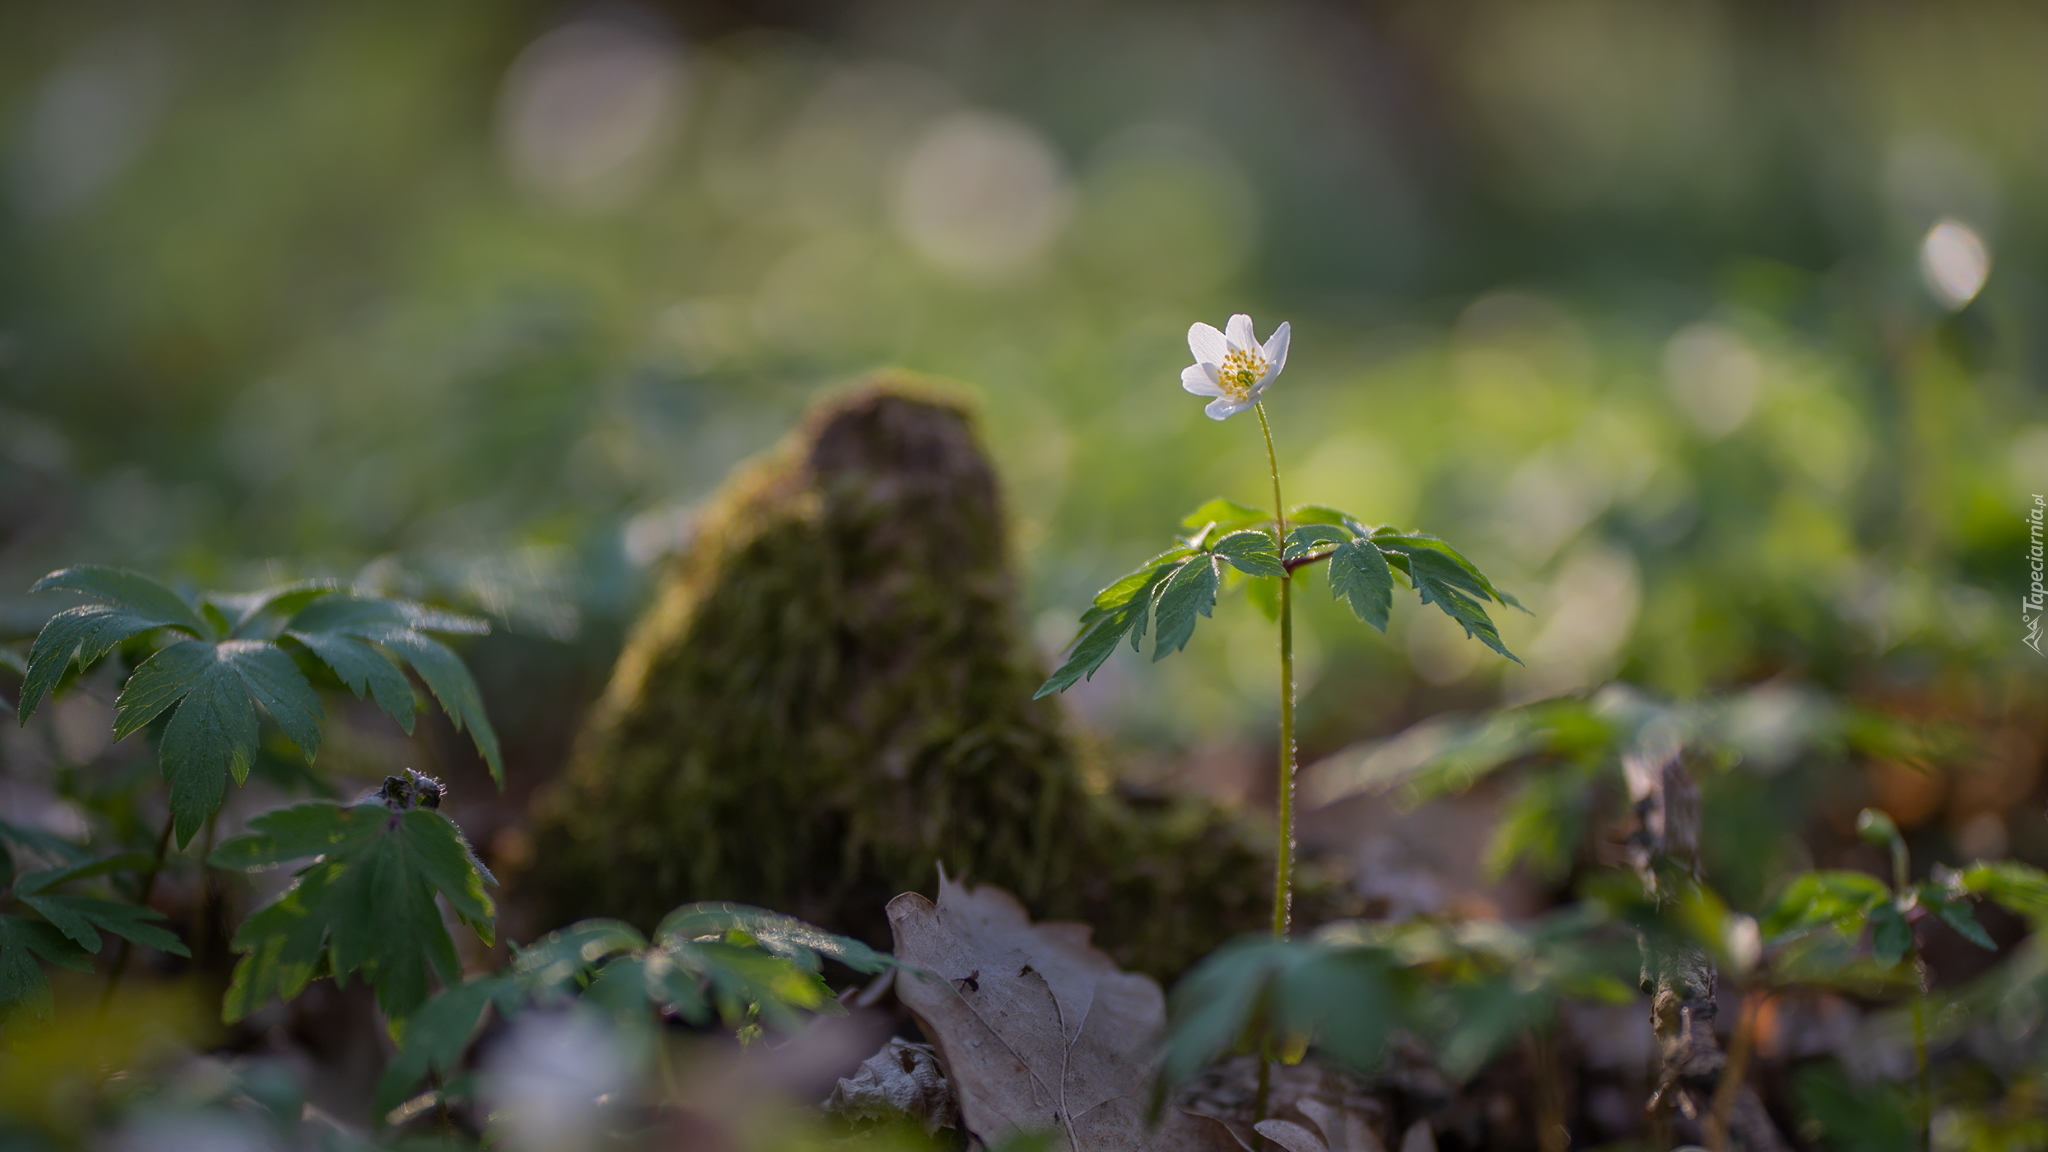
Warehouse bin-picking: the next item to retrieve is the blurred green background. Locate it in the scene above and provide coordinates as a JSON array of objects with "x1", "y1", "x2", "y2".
[{"x1": 3, "y1": 0, "x2": 2045, "y2": 811}]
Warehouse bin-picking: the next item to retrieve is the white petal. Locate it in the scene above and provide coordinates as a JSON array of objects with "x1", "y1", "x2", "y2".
[
  {"x1": 1225, "y1": 314, "x2": 1256, "y2": 350},
  {"x1": 1259, "y1": 321, "x2": 1290, "y2": 377},
  {"x1": 1181, "y1": 363, "x2": 1224, "y2": 396},
  {"x1": 1188, "y1": 323, "x2": 1228, "y2": 366},
  {"x1": 1205, "y1": 396, "x2": 1246, "y2": 420}
]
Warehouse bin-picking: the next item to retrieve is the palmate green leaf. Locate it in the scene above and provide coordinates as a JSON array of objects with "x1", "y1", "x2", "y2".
[
  {"x1": 1042, "y1": 512, "x2": 1527, "y2": 694},
  {"x1": 1768, "y1": 933, "x2": 1913, "y2": 995},
  {"x1": 1381, "y1": 910, "x2": 1637, "y2": 1082},
  {"x1": 1433, "y1": 975, "x2": 1553, "y2": 1082},
  {"x1": 1282, "y1": 524, "x2": 1350, "y2": 562},
  {"x1": 209, "y1": 580, "x2": 343, "y2": 639},
  {"x1": 0, "y1": 914, "x2": 93, "y2": 1019},
  {"x1": 1210, "y1": 530, "x2": 1285, "y2": 578},
  {"x1": 1035, "y1": 549, "x2": 1193, "y2": 697},
  {"x1": 510, "y1": 919, "x2": 648, "y2": 992},
  {"x1": 579, "y1": 953, "x2": 669, "y2": 1021},
  {"x1": 1043, "y1": 620, "x2": 1137, "y2": 698},
  {"x1": 1869, "y1": 903, "x2": 1912, "y2": 967},
  {"x1": 0, "y1": 821, "x2": 96, "y2": 874},
  {"x1": 1590, "y1": 873, "x2": 1759, "y2": 975},
  {"x1": 1959, "y1": 861, "x2": 2048, "y2": 927},
  {"x1": 1080, "y1": 548, "x2": 1199, "y2": 626},
  {"x1": 1843, "y1": 708, "x2": 1970, "y2": 769},
  {"x1": 212, "y1": 801, "x2": 496, "y2": 1026},
  {"x1": 12, "y1": 851, "x2": 153, "y2": 896},
  {"x1": 32, "y1": 567, "x2": 210, "y2": 632},
  {"x1": 1932, "y1": 897, "x2": 1996, "y2": 950},
  {"x1": 1482, "y1": 762, "x2": 1596, "y2": 882},
  {"x1": 660, "y1": 939, "x2": 840, "y2": 1031},
  {"x1": 655, "y1": 902, "x2": 897, "y2": 975},
  {"x1": 374, "y1": 974, "x2": 517, "y2": 1116},
  {"x1": 115, "y1": 639, "x2": 326, "y2": 847},
  {"x1": 1158, "y1": 936, "x2": 1402, "y2": 1101},
  {"x1": 21, "y1": 895, "x2": 189, "y2": 957},
  {"x1": 1761, "y1": 870, "x2": 1891, "y2": 940},
  {"x1": 1151, "y1": 556, "x2": 1219, "y2": 661},
  {"x1": 289, "y1": 631, "x2": 415, "y2": 733},
  {"x1": 649, "y1": 905, "x2": 894, "y2": 1029},
  {"x1": 380, "y1": 631, "x2": 500, "y2": 783},
  {"x1": 1381, "y1": 547, "x2": 1520, "y2": 664},
  {"x1": 1327, "y1": 539, "x2": 1394, "y2": 631},
  {"x1": 379, "y1": 908, "x2": 885, "y2": 1120},
  {"x1": 23, "y1": 568, "x2": 506, "y2": 848},
  {"x1": 1274, "y1": 521, "x2": 1521, "y2": 660},
  {"x1": 283, "y1": 597, "x2": 501, "y2": 784},
  {"x1": 1374, "y1": 532, "x2": 1527, "y2": 612},
  {"x1": 19, "y1": 566, "x2": 210, "y2": 720}
]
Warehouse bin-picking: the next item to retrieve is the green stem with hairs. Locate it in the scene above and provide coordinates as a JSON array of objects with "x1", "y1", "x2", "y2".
[
  {"x1": 1912, "y1": 966, "x2": 1931, "y2": 1152},
  {"x1": 1252, "y1": 402, "x2": 1293, "y2": 1149},
  {"x1": 1255, "y1": 402, "x2": 1294, "y2": 938}
]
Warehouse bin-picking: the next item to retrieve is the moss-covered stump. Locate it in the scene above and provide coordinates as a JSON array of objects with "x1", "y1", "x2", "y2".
[{"x1": 525, "y1": 380, "x2": 1286, "y2": 978}]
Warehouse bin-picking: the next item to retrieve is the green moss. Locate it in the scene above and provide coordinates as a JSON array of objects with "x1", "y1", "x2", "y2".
[{"x1": 524, "y1": 380, "x2": 1314, "y2": 979}]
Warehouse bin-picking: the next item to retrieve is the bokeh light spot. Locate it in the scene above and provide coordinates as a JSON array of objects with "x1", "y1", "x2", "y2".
[
  {"x1": 497, "y1": 18, "x2": 687, "y2": 211},
  {"x1": 19, "y1": 32, "x2": 173, "y2": 217},
  {"x1": 1919, "y1": 217, "x2": 1990, "y2": 310},
  {"x1": 1663, "y1": 322, "x2": 1761, "y2": 438},
  {"x1": 893, "y1": 111, "x2": 1071, "y2": 281}
]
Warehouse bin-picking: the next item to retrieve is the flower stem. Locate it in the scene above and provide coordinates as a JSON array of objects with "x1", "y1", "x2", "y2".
[
  {"x1": 1255, "y1": 403, "x2": 1294, "y2": 939},
  {"x1": 1252, "y1": 1055, "x2": 1272, "y2": 1149},
  {"x1": 1912, "y1": 965, "x2": 1931, "y2": 1151}
]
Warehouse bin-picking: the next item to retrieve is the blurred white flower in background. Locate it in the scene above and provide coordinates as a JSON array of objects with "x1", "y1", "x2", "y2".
[
  {"x1": 498, "y1": 16, "x2": 688, "y2": 211},
  {"x1": 1919, "y1": 217, "x2": 1991, "y2": 310},
  {"x1": 1724, "y1": 913, "x2": 1762, "y2": 977},
  {"x1": 484, "y1": 1009, "x2": 633, "y2": 1152},
  {"x1": 893, "y1": 110, "x2": 1072, "y2": 280},
  {"x1": 1182, "y1": 314, "x2": 1290, "y2": 420}
]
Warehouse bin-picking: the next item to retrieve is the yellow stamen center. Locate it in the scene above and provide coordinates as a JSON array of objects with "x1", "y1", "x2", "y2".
[{"x1": 1217, "y1": 348, "x2": 1267, "y2": 400}]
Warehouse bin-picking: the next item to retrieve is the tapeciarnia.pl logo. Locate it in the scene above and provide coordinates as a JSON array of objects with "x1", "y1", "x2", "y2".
[{"x1": 2029, "y1": 494, "x2": 2046, "y2": 655}]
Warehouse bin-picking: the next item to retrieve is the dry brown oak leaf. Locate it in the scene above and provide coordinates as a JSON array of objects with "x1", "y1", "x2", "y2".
[{"x1": 888, "y1": 873, "x2": 1237, "y2": 1152}]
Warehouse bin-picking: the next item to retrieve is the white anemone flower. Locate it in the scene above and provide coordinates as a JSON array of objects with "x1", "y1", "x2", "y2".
[{"x1": 1182, "y1": 314, "x2": 1291, "y2": 420}]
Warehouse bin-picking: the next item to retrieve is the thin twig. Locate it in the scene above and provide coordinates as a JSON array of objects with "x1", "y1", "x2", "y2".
[
  {"x1": 427, "y1": 1070, "x2": 455, "y2": 1138},
  {"x1": 1705, "y1": 989, "x2": 1765, "y2": 1151},
  {"x1": 1527, "y1": 1028, "x2": 1569, "y2": 1152},
  {"x1": 193, "y1": 811, "x2": 220, "y2": 972},
  {"x1": 1252, "y1": 1054, "x2": 1272, "y2": 1152},
  {"x1": 97, "y1": 815, "x2": 176, "y2": 1012},
  {"x1": 1628, "y1": 743, "x2": 1788, "y2": 1152}
]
